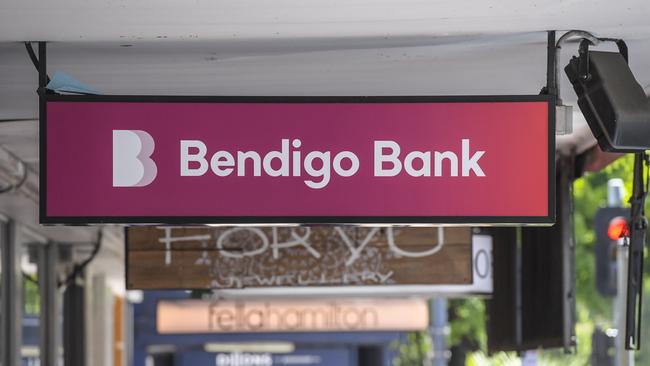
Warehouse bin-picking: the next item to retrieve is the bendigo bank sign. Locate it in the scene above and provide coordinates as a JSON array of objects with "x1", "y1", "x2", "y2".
[
  {"x1": 156, "y1": 299, "x2": 429, "y2": 333},
  {"x1": 43, "y1": 95, "x2": 554, "y2": 224}
]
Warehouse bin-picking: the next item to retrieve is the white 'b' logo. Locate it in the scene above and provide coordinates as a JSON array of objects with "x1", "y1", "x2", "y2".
[{"x1": 112, "y1": 130, "x2": 157, "y2": 187}]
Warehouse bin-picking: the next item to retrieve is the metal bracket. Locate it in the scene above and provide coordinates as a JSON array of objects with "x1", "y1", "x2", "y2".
[
  {"x1": 545, "y1": 31, "x2": 574, "y2": 136},
  {"x1": 576, "y1": 37, "x2": 629, "y2": 81}
]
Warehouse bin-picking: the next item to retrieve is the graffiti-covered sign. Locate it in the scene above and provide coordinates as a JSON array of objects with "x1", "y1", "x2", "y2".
[{"x1": 126, "y1": 226, "x2": 476, "y2": 291}]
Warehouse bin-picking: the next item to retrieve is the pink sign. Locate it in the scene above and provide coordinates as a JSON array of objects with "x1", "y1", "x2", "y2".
[{"x1": 43, "y1": 96, "x2": 553, "y2": 224}]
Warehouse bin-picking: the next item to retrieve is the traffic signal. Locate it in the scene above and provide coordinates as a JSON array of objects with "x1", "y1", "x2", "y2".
[
  {"x1": 607, "y1": 216, "x2": 629, "y2": 241},
  {"x1": 594, "y1": 207, "x2": 629, "y2": 297}
]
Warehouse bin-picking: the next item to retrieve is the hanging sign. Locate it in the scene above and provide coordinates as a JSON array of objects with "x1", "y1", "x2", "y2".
[
  {"x1": 157, "y1": 298, "x2": 429, "y2": 333},
  {"x1": 42, "y1": 95, "x2": 554, "y2": 224},
  {"x1": 125, "y1": 226, "x2": 487, "y2": 294}
]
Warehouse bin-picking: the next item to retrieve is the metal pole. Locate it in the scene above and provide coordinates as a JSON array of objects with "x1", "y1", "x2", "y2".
[
  {"x1": 430, "y1": 297, "x2": 448, "y2": 366},
  {"x1": 64, "y1": 282, "x2": 85, "y2": 366},
  {"x1": 38, "y1": 242, "x2": 60, "y2": 366},
  {"x1": 546, "y1": 30, "x2": 557, "y2": 101},
  {"x1": 515, "y1": 227, "x2": 523, "y2": 348},
  {"x1": 428, "y1": 228, "x2": 448, "y2": 366},
  {"x1": 608, "y1": 179, "x2": 633, "y2": 366},
  {"x1": 1, "y1": 220, "x2": 22, "y2": 366},
  {"x1": 616, "y1": 245, "x2": 633, "y2": 366},
  {"x1": 625, "y1": 153, "x2": 647, "y2": 350}
]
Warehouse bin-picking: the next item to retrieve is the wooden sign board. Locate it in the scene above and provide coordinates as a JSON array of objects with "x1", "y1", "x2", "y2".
[{"x1": 126, "y1": 226, "x2": 472, "y2": 290}]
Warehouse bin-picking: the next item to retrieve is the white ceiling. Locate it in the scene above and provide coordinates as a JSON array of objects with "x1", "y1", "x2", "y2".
[{"x1": 1, "y1": 0, "x2": 650, "y2": 42}]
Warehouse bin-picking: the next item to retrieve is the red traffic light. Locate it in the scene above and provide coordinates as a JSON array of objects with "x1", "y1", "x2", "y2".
[{"x1": 608, "y1": 216, "x2": 629, "y2": 240}]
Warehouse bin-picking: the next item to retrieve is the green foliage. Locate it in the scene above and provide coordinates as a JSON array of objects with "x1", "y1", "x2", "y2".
[
  {"x1": 23, "y1": 275, "x2": 39, "y2": 315},
  {"x1": 448, "y1": 298, "x2": 486, "y2": 350},
  {"x1": 465, "y1": 352, "x2": 520, "y2": 366},
  {"x1": 391, "y1": 331, "x2": 431, "y2": 366}
]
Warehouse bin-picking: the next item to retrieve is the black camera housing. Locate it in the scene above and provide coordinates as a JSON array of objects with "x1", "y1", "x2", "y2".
[{"x1": 565, "y1": 50, "x2": 650, "y2": 152}]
